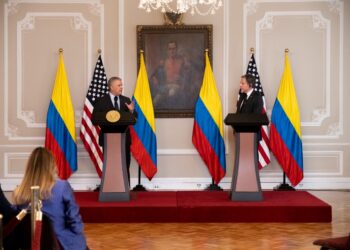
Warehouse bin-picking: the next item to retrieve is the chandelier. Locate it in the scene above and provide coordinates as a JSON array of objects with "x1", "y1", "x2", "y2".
[{"x1": 138, "y1": 0, "x2": 223, "y2": 16}]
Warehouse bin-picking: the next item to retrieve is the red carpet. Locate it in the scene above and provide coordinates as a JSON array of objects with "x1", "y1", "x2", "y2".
[{"x1": 75, "y1": 191, "x2": 331, "y2": 223}]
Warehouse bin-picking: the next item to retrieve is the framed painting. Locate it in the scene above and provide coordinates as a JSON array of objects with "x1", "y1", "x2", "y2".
[{"x1": 137, "y1": 25, "x2": 213, "y2": 118}]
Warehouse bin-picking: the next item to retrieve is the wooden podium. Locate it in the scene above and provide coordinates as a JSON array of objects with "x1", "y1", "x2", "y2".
[
  {"x1": 92, "y1": 110, "x2": 136, "y2": 202},
  {"x1": 224, "y1": 113, "x2": 269, "y2": 201}
]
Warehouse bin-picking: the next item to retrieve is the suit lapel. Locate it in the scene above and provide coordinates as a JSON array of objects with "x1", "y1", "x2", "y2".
[
  {"x1": 245, "y1": 91, "x2": 256, "y2": 106},
  {"x1": 119, "y1": 95, "x2": 125, "y2": 111},
  {"x1": 105, "y1": 94, "x2": 114, "y2": 110}
]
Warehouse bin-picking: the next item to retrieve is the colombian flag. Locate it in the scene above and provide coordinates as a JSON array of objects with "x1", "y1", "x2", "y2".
[
  {"x1": 270, "y1": 52, "x2": 303, "y2": 186},
  {"x1": 130, "y1": 52, "x2": 157, "y2": 180},
  {"x1": 192, "y1": 51, "x2": 226, "y2": 184},
  {"x1": 45, "y1": 52, "x2": 77, "y2": 180}
]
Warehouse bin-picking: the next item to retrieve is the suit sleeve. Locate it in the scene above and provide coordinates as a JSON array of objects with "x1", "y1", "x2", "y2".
[
  {"x1": 91, "y1": 98, "x2": 104, "y2": 125},
  {"x1": 236, "y1": 94, "x2": 243, "y2": 114},
  {"x1": 253, "y1": 94, "x2": 263, "y2": 114},
  {"x1": 62, "y1": 182, "x2": 84, "y2": 234}
]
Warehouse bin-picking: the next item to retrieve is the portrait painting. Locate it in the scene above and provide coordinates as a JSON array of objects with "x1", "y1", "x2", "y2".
[{"x1": 137, "y1": 25, "x2": 213, "y2": 118}]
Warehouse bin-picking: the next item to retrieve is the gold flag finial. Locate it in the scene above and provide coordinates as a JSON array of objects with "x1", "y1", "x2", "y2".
[
  {"x1": 58, "y1": 48, "x2": 63, "y2": 54},
  {"x1": 97, "y1": 48, "x2": 102, "y2": 54},
  {"x1": 250, "y1": 47, "x2": 255, "y2": 54},
  {"x1": 140, "y1": 49, "x2": 144, "y2": 54},
  {"x1": 285, "y1": 48, "x2": 289, "y2": 53}
]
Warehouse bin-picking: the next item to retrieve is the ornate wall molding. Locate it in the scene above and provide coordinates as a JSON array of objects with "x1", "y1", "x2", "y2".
[
  {"x1": 255, "y1": 11, "x2": 331, "y2": 129},
  {"x1": 243, "y1": 0, "x2": 344, "y2": 139},
  {"x1": 7, "y1": 124, "x2": 19, "y2": 138},
  {"x1": 88, "y1": 2, "x2": 103, "y2": 16},
  {"x1": 16, "y1": 12, "x2": 91, "y2": 130},
  {"x1": 246, "y1": 0, "x2": 258, "y2": 15},
  {"x1": 73, "y1": 14, "x2": 89, "y2": 30},
  {"x1": 4, "y1": 151, "x2": 96, "y2": 178},
  {"x1": 327, "y1": 123, "x2": 341, "y2": 137},
  {"x1": 4, "y1": 152, "x2": 30, "y2": 178},
  {"x1": 6, "y1": 0, "x2": 19, "y2": 15},
  {"x1": 312, "y1": 13, "x2": 328, "y2": 29},
  {"x1": 3, "y1": 0, "x2": 105, "y2": 140},
  {"x1": 257, "y1": 13, "x2": 273, "y2": 30},
  {"x1": 18, "y1": 14, "x2": 35, "y2": 30},
  {"x1": 328, "y1": 0, "x2": 342, "y2": 13},
  {"x1": 303, "y1": 150, "x2": 343, "y2": 176}
]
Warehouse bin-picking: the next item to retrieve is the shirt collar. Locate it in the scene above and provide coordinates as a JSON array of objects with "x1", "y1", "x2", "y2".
[
  {"x1": 246, "y1": 88, "x2": 254, "y2": 99},
  {"x1": 109, "y1": 92, "x2": 121, "y2": 106}
]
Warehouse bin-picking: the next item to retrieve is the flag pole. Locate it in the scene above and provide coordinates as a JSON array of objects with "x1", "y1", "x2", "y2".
[
  {"x1": 274, "y1": 173, "x2": 295, "y2": 191},
  {"x1": 273, "y1": 48, "x2": 296, "y2": 191},
  {"x1": 205, "y1": 178, "x2": 223, "y2": 191},
  {"x1": 202, "y1": 48, "x2": 223, "y2": 192},
  {"x1": 131, "y1": 49, "x2": 148, "y2": 192},
  {"x1": 132, "y1": 165, "x2": 147, "y2": 191}
]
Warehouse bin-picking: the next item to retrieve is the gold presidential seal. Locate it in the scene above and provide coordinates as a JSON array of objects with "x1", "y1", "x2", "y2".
[{"x1": 106, "y1": 110, "x2": 120, "y2": 123}]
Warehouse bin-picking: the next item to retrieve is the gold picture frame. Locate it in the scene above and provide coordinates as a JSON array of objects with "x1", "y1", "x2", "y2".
[{"x1": 137, "y1": 24, "x2": 213, "y2": 118}]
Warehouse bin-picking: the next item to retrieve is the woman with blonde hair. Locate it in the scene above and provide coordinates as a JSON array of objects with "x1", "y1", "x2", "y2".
[{"x1": 13, "y1": 147, "x2": 87, "y2": 250}]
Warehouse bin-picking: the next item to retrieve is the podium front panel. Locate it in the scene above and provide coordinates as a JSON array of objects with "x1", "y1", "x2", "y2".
[
  {"x1": 235, "y1": 133, "x2": 259, "y2": 192},
  {"x1": 99, "y1": 133, "x2": 130, "y2": 202},
  {"x1": 102, "y1": 133, "x2": 126, "y2": 193},
  {"x1": 231, "y1": 133, "x2": 263, "y2": 201}
]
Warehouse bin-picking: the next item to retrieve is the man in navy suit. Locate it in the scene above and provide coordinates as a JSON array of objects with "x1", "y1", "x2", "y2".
[
  {"x1": 92, "y1": 76, "x2": 137, "y2": 186},
  {"x1": 236, "y1": 74, "x2": 263, "y2": 114}
]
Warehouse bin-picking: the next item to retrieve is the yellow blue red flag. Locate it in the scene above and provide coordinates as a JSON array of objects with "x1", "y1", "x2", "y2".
[
  {"x1": 270, "y1": 52, "x2": 303, "y2": 186},
  {"x1": 45, "y1": 52, "x2": 77, "y2": 179},
  {"x1": 130, "y1": 52, "x2": 157, "y2": 180},
  {"x1": 192, "y1": 51, "x2": 226, "y2": 184}
]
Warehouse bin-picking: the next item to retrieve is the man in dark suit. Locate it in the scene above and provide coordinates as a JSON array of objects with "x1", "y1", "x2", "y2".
[
  {"x1": 92, "y1": 76, "x2": 137, "y2": 186},
  {"x1": 236, "y1": 74, "x2": 263, "y2": 114}
]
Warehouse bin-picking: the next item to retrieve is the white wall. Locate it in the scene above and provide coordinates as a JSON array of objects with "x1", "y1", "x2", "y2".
[{"x1": 0, "y1": 0, "x2": 349, "y2": 190}]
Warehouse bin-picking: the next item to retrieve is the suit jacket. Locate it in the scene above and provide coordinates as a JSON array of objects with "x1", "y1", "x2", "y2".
[
  {"x1": 236, "y1": 91, "x2": 263, "y2": 114},
  {"x1": 92, "y1": 94, "x2": 137, "y2": 147},
  {"x1": 42, "y1": 180, "x2": 87, "y2": 250},
  {"x1": 15, "y1": 180, "x2": 87, "y2": 250}
]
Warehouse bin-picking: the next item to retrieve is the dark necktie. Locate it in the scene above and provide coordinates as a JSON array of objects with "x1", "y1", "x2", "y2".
[
  {"x1": 240, "y1": 95, "x2": 247, "y2": 112},
  {"x1": 114, "y1": 96, "x2": 119, "y2": 110}
]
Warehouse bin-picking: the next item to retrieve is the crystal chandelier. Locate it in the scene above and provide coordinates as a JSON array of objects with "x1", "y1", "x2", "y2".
[{"x1": 138, "y1": 0, "x2": 223, "y2": 16}]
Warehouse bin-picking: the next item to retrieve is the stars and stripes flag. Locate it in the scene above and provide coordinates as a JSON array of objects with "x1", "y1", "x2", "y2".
[
  {"x1": 80, "y1": 55, "x2": 108, "y2": 177},
  {"x1": 246, "y1": 53, "x2": 271, "y2": 169}
]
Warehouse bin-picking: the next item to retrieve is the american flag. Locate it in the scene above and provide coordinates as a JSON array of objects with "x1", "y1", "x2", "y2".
[
  {"x1": 246, "y1": 54, "x2": 271, "y2": 168},
  {"x1": 80, "y1": 55, "x2": 108, "y2": 177}
]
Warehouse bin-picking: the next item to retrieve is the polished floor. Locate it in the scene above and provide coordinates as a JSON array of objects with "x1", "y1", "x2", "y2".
[{"x1": 84, "y1": 191, "x2": 350, "y2": 249}]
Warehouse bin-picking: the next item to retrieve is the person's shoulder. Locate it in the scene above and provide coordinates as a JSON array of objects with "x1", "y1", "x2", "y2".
[
  {"x1": 95, "y1": 94, "x2": 109, "y2": 103},
  {"x1": 54, "y1": 179, "x2": 72, "y2": 191},
  {"x1": 120, "y1": 95, "x2": 131, "y2": 102},
  {"x1": 93, "y1": 94, "x2": 110, "y2": 108},
  {"x1": 252, "y1": 90, "x2": 262, "y2": 97}
]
